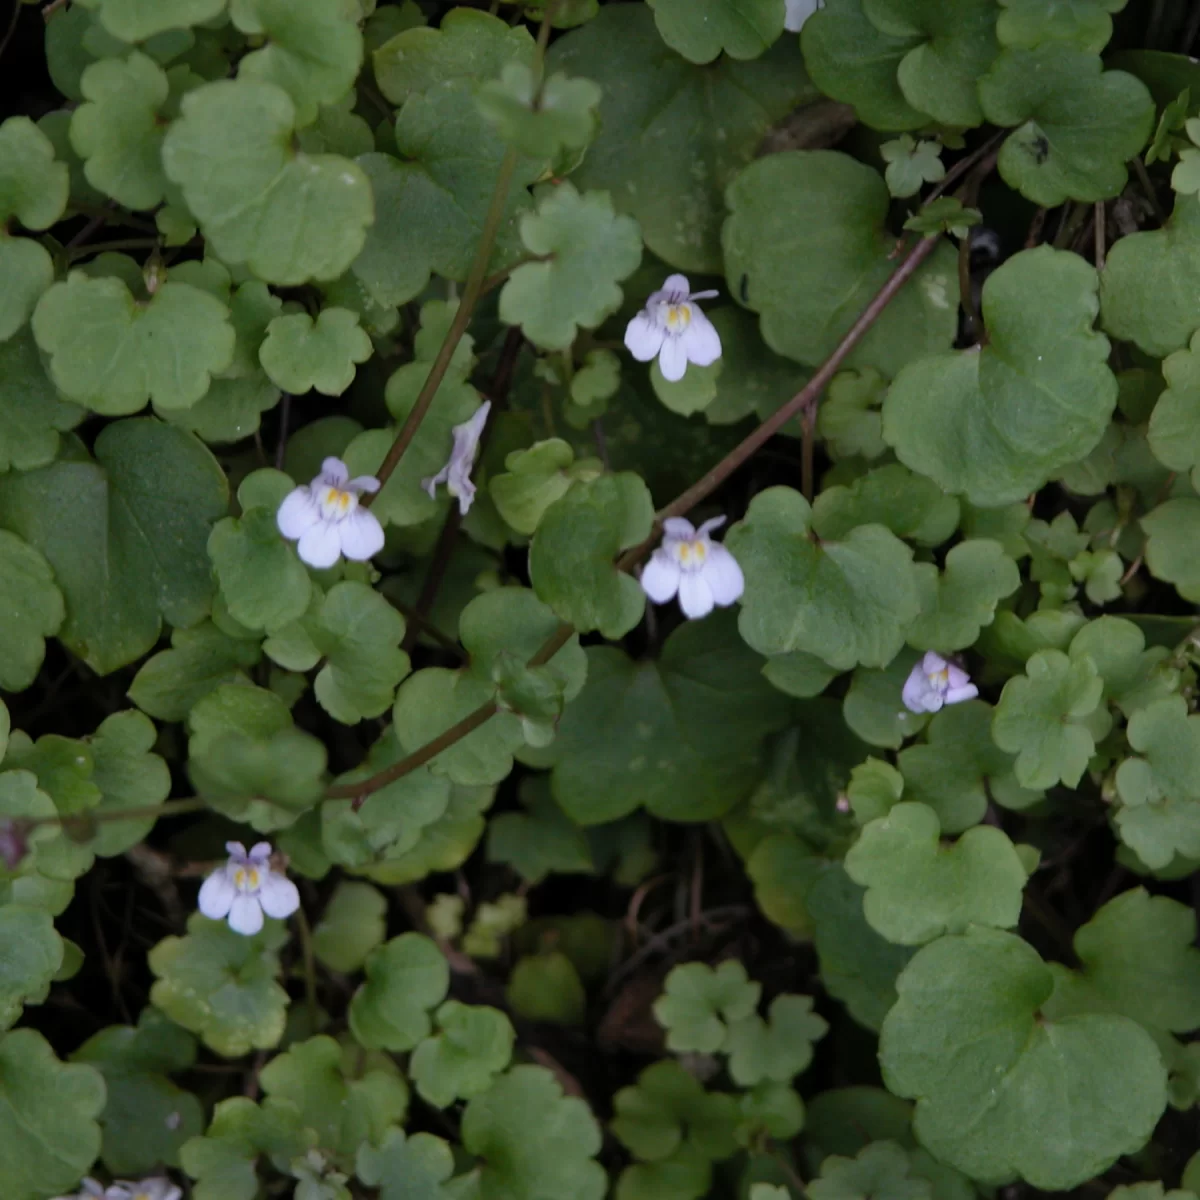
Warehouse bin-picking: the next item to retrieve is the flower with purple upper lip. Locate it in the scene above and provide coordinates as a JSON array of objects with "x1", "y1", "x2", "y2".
[
  {"x1": 902, "y1": 652, "x2": 978, "y2": 714},
  {"x1": 277, "y1": 456, "x2": 384, "y2": 569},
  {"x1": 624, "y1": 274, "x2": 722, "y2": 382},
  {"x1": 640, "y1": 515, "x2": 744, "y2": 619},
  {"x1": 197, "y1": 841, "x2": 300, "y2": 936}
]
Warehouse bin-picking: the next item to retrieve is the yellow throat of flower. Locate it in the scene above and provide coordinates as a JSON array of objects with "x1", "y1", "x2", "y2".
[
  {"x1": 677, "y1": 538, "x2": 708, "y2": 567},
  {"x1": 664, "y1": 302, "x2": 693, "y2": 332}
]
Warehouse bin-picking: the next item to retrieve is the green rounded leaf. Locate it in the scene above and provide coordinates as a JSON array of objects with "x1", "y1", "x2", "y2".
[
  {"x1": 801, "y1": 0, "x2": 930, "y2": 131},
  {"x1": 880, "y1": 929, "x2": 1168, "y2": 1188},
  {"x1": 71, "y1": 1007, "x2": 204, "y2": 1176},
  {"x1": 723, "y1": 994, "x2": 828, "y2": 1086},
  {"x1": 906, "y1": 539, "x2": 1020, "y2": 651},
  {"x1": 230, "y1": 0, "x2": 364, "y2": 128},
  {"x1": 0, "y1": 530, "x2": 64, "y2": 692},
  {"x1": 809, "y1": 1140, "x2": 932, "y2": 1200},
  {"x1": 1143, "y1": 497, "x2": 1200, "y2": 601},
  {"x1": 0, "y1": 906, "x2": 62, "y2": 1032},
  {"x1": 727, "y1": 485, "x2": 919, "y2": 670},
  {"x1": 897, "y1": 700, "x2": 1040, "y2": 831},
  {"x1": 0, "y1": 419, "x2": 229, "y2": 675},
  {"x1": 979, "y1": 46, "x2": 1153, "y2": 206},
  {"x1": 69, "y1": 51, "x2": 172, "y2": 209},
  {"x1": 723, "y1": 151, "x2": 958, "y2": 376},
  {"x1": 410, "y1": 1001, "x2": 515, "y2": 1108},
  {"x1": 356, "y1": 1128, "x2": 455, "y2": 1200},
  {"x1": 348, "y1": 933, "x2": 450, "y2": 1052},
  {"x1": 653, "y1": 960, "x2": 761, "y2": 1054},
  {"x1": 259, "y1": 307, "x2": 373, "y2": 397},
  {"x1": 1100, "y1": 197, "x2": 1200, "y2": 357},
  {"x1": 528, "y1": 472, "x2": 652, "y2": 638},
  {"x1": 550, "y1": 3, "x2": 817, "y2": 273},
  {"x1": 33, "y1": 272, "x2": 235, "y2": 415},
  {"x1": 0, "y1": 116, "x2": 69, "y2": 230},
  {"x1": 992, "y1": 649, "x2": 1107, "y2": 789},
  {"x1": 0, "y1": 1028, "x2": 106, "y2": 1200},
  {"x1": 149, "y1": 915, "x2": 291, "y2": 1057},
  {"x1": 845, "y1": 801, "x2": 1028, "y2": 945},
  {"x1": 499, "y1": 183, "x2": 642, "y2": 352},
  {"x1": 461, "y1": 1065, "x2": 606, "y2": 1200},
  {"x1": 163, "y1": 79, "x2": 373, "y2": 285},
  {"x1": 645, "y1": 0, "x2": 784, "y2": 64},
  {"x1": 540, "y1": 613, "x2": 792, "y2": 824},
  {"x1": 87, "y1": 0, "x2": 225, "y2": 41},
  {"x1": 883, "y1": 246, "x2": 1116, "y2": 505},
  {"x1": 863, "y1": 0, "x2": 1000, "y2": 127}
]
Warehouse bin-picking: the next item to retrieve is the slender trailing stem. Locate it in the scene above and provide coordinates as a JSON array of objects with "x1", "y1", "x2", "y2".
[
  {"x1": 293, "y1": 905, "x2": 319, "y2": 1031},
  {"x1": 363, "y1": 148, "x2": 518, "y2": 503},
  {"x1": 323, "y1": 702, "x2": 499, "y2": 799},
  {"x1": 327, "y1": 234, "x2": 944, "y2": 803},
  {"x1": 364, "y1": 2, "x2": 556, "y2": 505},
  {"x1": 66, "y1": 237, "x2": 164, "y2": 262},
  {"x1": 1130, "y1": 156, "x2": 1166, "y2": 225},
  {"x1": 922, "y1": 129, "x2": 1007, "y2": 206},
  {"x1": 23, "y1": 795, "x2": 208, "y2": 831},
  {"x1": 0, "y1": 0, "x2": 20, "y2": 63}
]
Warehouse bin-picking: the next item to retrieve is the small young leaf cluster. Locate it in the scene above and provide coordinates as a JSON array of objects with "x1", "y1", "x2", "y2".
[{"x1": 5, "y1": 1, "x2": 1200, "y2": 1198}]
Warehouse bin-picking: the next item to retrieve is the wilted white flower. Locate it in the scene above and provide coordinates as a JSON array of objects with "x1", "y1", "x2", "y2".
[
  {"x1": 641, "y1": 516, "x2": 744, "y2": 619},
  {"x1": 277, "y1": 456, "x2": 384, "y2": 569},
  {"x1": 902, "y1": 652, "x2": 978, "y2": 714},
  {"x1": 423, "y1": 400, "x2": 491, "y2": 515},
  {"x1": 624, "y1": 274, "x2": 722, "y2": 382},
  {"x1": 784, "y1": 0, "x2": 823, "y2": 32},
  {"x1": 198, "y1": 841, "x2": 300, "y2": 936},
  {"x1": 110, "y1": 1180, "x2": 182, "y2": 1200}
]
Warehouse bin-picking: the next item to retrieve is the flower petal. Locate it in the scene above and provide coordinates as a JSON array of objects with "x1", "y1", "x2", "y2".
[
  {"x1": 682, "y1": 311, "x2": 722, "y2": 367},
  {"x1": 703, "y1": 544, "x2": 744, "y2": 607},
  {"x1": 946, "y1": 663, "x2": 971, "y2": 691},
  {"x1": 450, "y1": 476, "x2": 478, "y2": 516},
  {"x1": 339, "y1": 509, "x2": 385, "y2": 561},
  {"x1": 276, "y1": 487, "x2": 320, "y2": 540},
  {"x1": 625, "y1": 313, "x2": 665, "y2": 362},
  {"x1": 247, "y1": 842, "x2": 272, "y2": 863},
  {"x1": 641, "y1": 550, "x2": 682, "y2": 603},
  {"x1": 945, "y1": 682, "x2": 979, "y2": 705},
  {"x1": 784, "y1": 0, "x2": 821, "y2": 31},
  {"x1": 422, "y1": 465, "x2": 449, "y2": 500},
  {"x1": 662, "y1": 516, "x2": 696, "y2": 539},
  {"x1": 696, "y1": 515, "x2": 727, "y2": 537},
  {"x1": 349, "y1": 475, "x2": 381, "y2": 494},
  {"x1": 225, "y1": 841, "x2": 247, "y2": 859},
  {"x1": 662, "y1": 273, "x2": 691, "y2": 294},
  {"x1": 921, "y1": 650, "x2": 948, "y2": 675},
  {"x1": 197, "y1": 871, "x2": 236, "y2": 920},
  {"x1": 658, "y1": 336, "x2": 688, "y2": 382},
  {"x1": 320, "y1": 456, "x2": 349, "y2": 486},
  {"x1": 297, "y1": 520, "x2": 343, "y2": 569},
  {"x1": 902, "y1": 664, "x2": 936, "y2": 714},
  {"x1": 678, "y1": 571, "x2": 715, "y2": 619},
  {"x1": 258, "y1": 871, "x2": 301, "y2": 919},
  {"x1": 228, "y1": 895, "x2": 264, "y2": 936}
]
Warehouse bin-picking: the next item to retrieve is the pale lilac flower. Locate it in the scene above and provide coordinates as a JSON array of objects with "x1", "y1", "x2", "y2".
[
  {"x1": 902, "y1": 652, "x2": 978, "y2": 714},
  {"x1": 784, "y1": 0, "x2": 823, "y2": 32},
  {"x1": 641, "y1": 516, "x2": 744, "y2": 619},
  {"x1": 277, "y1": 456, "x2": 384, "y2": 569},
  {"x1": 197, "y1": 841, "x2": 300, "y2": 936},
  {"x1": 624, "y1": 274, "x2": 722, "y2": 383},
  {"x1": 423, "y1": 400, "x2": 491, "y2": 515},
  {"x1": 110, "y1": 1180, "x2": 182, "y2": 1200}
]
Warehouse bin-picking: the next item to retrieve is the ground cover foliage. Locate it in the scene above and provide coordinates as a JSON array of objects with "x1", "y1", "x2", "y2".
[{"x1": 4, "y1": 0, "x2": 1200, "y2": 1197}]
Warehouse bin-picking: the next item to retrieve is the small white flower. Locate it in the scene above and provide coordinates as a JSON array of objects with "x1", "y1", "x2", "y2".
[
  {"x1": 902, "y1": 652, "x2": 978, "y2": 714},
  {"x1": 624, "y1": 274, "x2": 722, "y2": 383},
  {"x1": 641, "y1": 516, "x2": 744, "y2": 620},
  {"x1": 423, "y1": 400, "x2": 491, "y2": 515},
  {"x1": 784, "y1": 0, "x2": 823, "y2": 32},
  {"x1": 110, "y1": 1180, "x2": 182, "y2": 1200},
  {"x1": 197, "y1": 841, "x2": 300, "y2": 937},
  {"x1": 277, "y1": 456, "x2": 385, "y2": 569}
]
